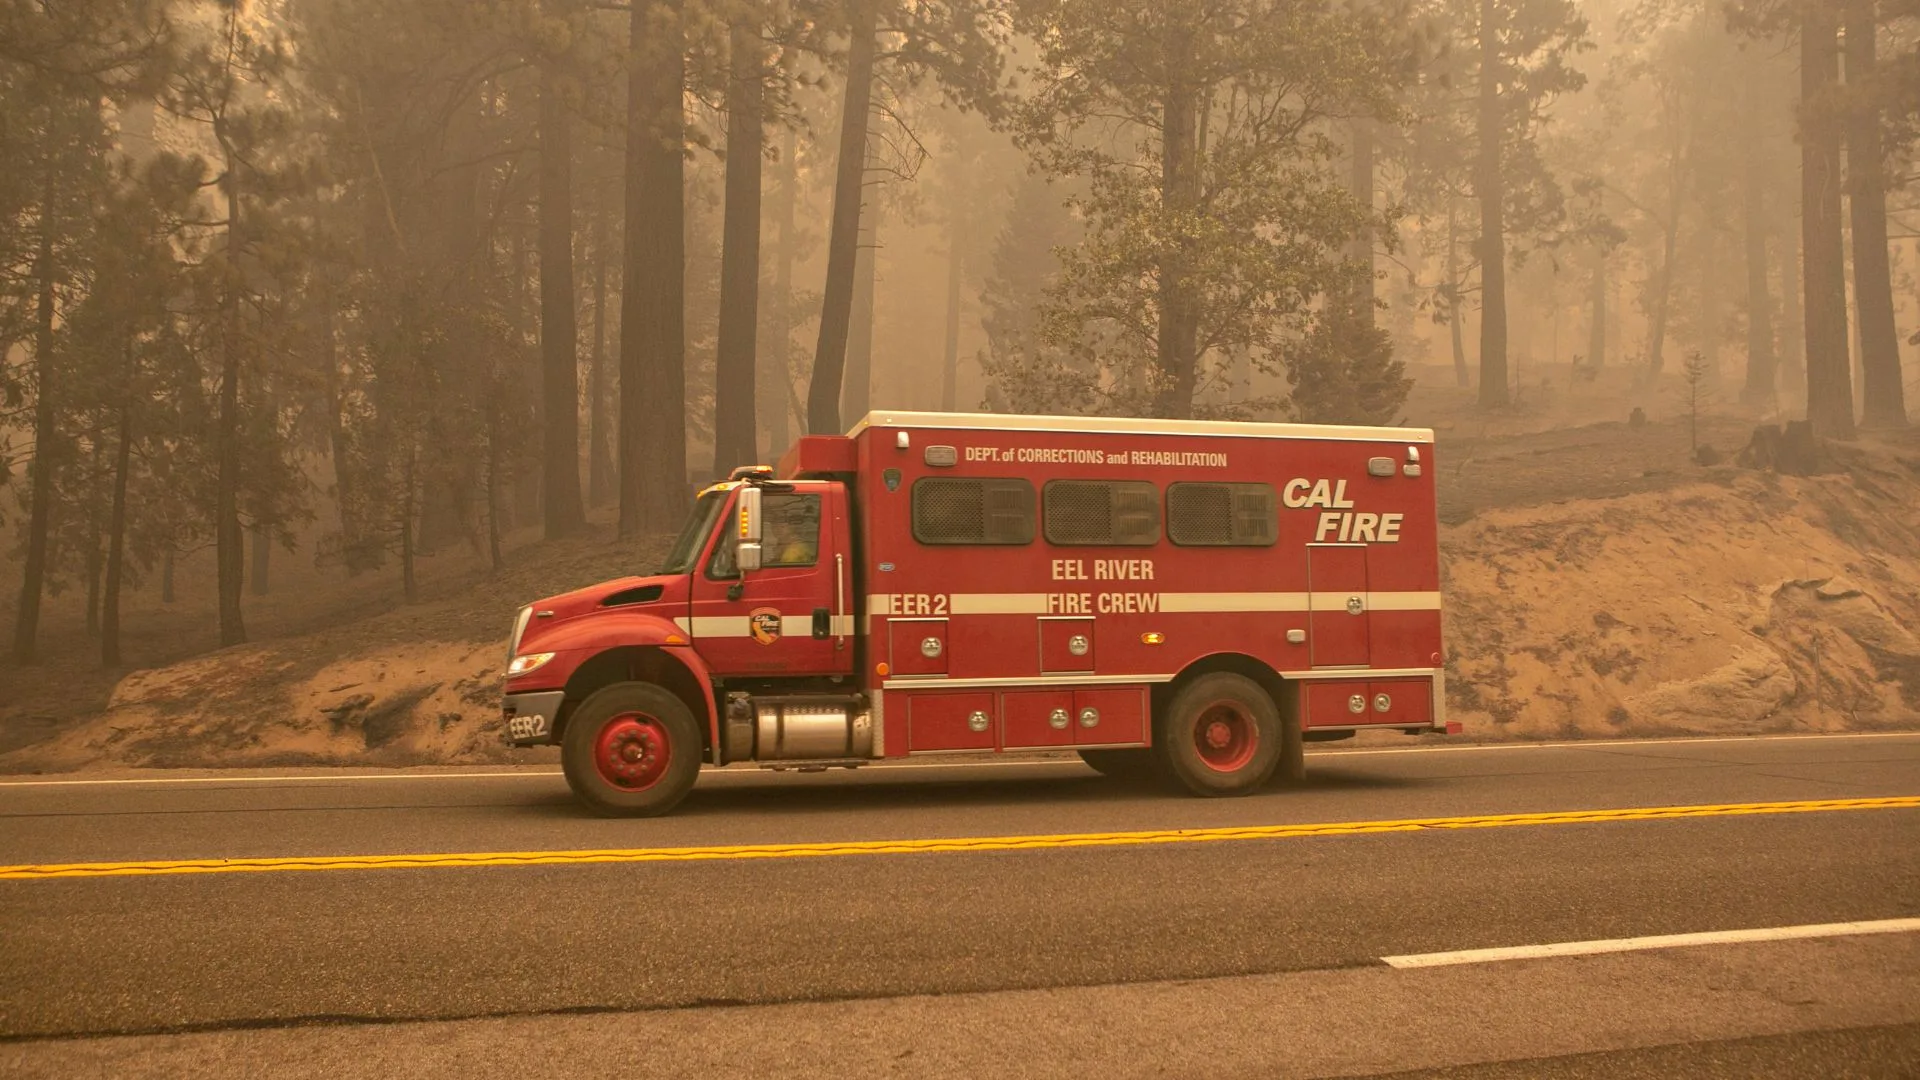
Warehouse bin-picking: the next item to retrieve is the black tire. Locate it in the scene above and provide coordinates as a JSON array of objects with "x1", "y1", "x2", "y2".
[
  {"x1": 561, "y1": 682, "x2": 703, "y2": 817},
  {"x1": 1273, "y1": 701, "x2": 1306, "y2": 786},
  {"x1": 1155, "y1": 672, "x2": 1283, "y2": 797},
  {"x1": 1077, "y1": 747, "x2": 1158, "y2": 782}
]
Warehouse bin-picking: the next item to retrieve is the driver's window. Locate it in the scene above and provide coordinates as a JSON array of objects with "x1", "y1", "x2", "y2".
[{"x1": 708, "y1": 493, "x2": 822, "y2": 579}]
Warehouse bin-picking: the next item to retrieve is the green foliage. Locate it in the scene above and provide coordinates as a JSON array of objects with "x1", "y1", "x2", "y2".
[
  {"x1": 1286, "y1": 299, "x2": 1412, "y2": 425},
  {"x1": 1398, "y1": 0, "x2": 1590, "y2": 309},
  {"x1": 1007, "y1": 0, "x2": 1409, "y2": 418},
  {"x1": 977, "y1": 169, "x2": 1081, "y2": 412}
]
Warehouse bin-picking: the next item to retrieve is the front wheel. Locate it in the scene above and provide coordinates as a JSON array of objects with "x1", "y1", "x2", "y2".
[
  {"x1": 562, "y1": 682, "x2": 703, "y2": 817},
  {"x1": 1155, "y1": 673, "x2": 1283, "y2": 797}
]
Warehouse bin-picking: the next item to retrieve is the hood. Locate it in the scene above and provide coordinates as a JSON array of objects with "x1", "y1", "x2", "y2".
[
  {"x1": 515, "y1": 573, "x2": 686, "y2": 651},
  {"x1": 533, "y1": 574, "x2": 681, "y2": 619}
]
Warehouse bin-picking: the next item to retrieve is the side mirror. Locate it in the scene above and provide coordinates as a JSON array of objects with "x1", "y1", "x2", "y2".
[{"x1": 736, "y1": 486, "x2": 763, "y2": 572}]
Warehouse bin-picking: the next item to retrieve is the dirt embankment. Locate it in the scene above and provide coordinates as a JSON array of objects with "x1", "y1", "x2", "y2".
[
  {"x1": 2, "y1": 422, "x2": 1915, "y2": 772},
  {"x1": 2, "y1": 533, "x2": 666, "y2": 772},
  {"x1": 1442, "y1": 431, "x2": 1920, "y2": 738}
]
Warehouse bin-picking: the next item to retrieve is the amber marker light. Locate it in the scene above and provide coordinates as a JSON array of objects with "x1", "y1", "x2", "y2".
[
  {"x1": 1141, "y1": 632, "x2": 1165, "y2": 645},
  {"x1": 876, "y1": 661, "x2": 891, "y2": 676},
  {"x1": 665, "y1": 634, "x2": 688, "y2": 645}
]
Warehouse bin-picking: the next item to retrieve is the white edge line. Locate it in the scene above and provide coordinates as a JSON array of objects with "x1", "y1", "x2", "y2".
[
  {"x1": 1381, "y1": 918, "x2": 1920, "y2": 969},
  {"x1": 1311, "y1": 730, "x2": 1920, "y2": 758},
  {"x1": 1, "y1": 731, "x2": 1914, "y2": 787}
]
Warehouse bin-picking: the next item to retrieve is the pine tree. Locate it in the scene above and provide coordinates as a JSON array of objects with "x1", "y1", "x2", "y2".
[{"x1": 1014, "y1": 0, "x2": 1406, "y2": 418}]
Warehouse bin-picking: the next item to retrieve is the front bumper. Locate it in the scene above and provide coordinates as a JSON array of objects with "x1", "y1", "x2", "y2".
[{"x1": 503, "y1": 690, "x2": 566, "y2": 747}]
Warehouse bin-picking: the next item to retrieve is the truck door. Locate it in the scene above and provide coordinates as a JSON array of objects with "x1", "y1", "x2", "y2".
[
  {"x1": 1308, "y1": 544, "x2": 1370, "y2": 666},
  {"x1": 690, "y1": 483, "x2": 853, "y2": 678}
]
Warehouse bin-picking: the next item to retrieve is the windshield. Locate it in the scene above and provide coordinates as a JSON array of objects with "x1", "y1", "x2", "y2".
[{"x1": 657, "y1": 490, "x2": 728, "y2": 575}]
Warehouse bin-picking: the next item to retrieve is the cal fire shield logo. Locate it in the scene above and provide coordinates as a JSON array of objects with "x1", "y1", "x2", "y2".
[{"x1": 748, "y1": 608, "x2": 782, "y2": 645}]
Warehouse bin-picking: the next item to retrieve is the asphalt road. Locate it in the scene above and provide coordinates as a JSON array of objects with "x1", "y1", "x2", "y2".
[{"x1": 3, "y1": 732, "x2": 1919, "y2": 1078}]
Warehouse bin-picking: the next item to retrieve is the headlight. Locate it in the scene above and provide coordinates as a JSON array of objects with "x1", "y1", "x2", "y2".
[{"x1": 506, "y1": 652, "x2": 555, "y2": 678}]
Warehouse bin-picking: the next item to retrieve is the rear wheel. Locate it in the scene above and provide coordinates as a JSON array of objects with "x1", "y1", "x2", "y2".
[
  {"x1": 1076, "y1": 747, "x2": 1157, "y2": 782},
  {"x1": 1156, "y1": 673, "x2": 1283, "y2": 797},
  {"x1": 562, "y1": 682, "x2": 703, "y2": 817}
]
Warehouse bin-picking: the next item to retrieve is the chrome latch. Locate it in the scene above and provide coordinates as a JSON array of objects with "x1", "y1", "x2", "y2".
[
  {"x1": 967, "y1": 710, "x2": 990, "y2": 733},
  {"x1": 1347, "y1": 596, "x2": 1364, "y2": 615}
]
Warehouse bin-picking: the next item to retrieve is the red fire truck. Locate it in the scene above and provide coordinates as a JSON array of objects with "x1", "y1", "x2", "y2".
[{"x1": 502, "y1": 411, "x2": 1451, "y2": 816}]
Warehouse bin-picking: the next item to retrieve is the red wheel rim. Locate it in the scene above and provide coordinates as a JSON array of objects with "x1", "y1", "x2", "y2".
[
  {"x1": 593, "y1": 712, "x2": 673, "y2": 791},
  {"x1": 1192, "y1": 700, "x2": 1258, "y2": 773}
]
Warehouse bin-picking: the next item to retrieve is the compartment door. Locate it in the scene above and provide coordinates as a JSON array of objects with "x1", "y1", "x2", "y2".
[
  {"x1": 1003, "y1": 690, "x2": 1074, "y2": 749},
  {"x1": 907, "y1": 692, "x2": 996, "y2": 752},
  {"x1": 1039, "y1": 617, "x2": 1095, "y2": 673},
  {"x1": 888, "y1": 618, "x2": 949, "y2": 677},
  {"x1": 1308, "y1": 545, "x2": 1370, "y2": 667}
]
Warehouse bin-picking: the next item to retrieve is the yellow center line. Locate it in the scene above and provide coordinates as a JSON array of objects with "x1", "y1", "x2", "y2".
[{"x1": 4, "y1": 795, "x2": 1916, "y2": 881}]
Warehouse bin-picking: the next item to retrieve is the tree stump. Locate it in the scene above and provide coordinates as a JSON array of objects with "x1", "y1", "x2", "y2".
[{"x1": 1736, "y1": 421, "x2": 1828, "y2": 476}]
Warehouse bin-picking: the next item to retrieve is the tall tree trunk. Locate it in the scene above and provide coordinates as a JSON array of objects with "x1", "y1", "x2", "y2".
[
  {"x1": 1474, "y1": 0, "x2": 1510, "y2": 408},
  {"x1": 1742, "y1": 88, "x2": 1777, "y2": 405},
  {"x1": 1699, "y1": 227, "x2": 1723, "y2": 378},
  {"x1": 419, "y1": 97, "x2": 486, "y2": 554},
  {"x1": 1587, "y1": 251, "x2": 1607, "y2": 373},
  {"x1": 215, "y1": 152, "x2": 247, "y2": 646},
  {"x1": 1646, "y1": 214, "x2": 1680, "y2": 379},
  {"x1": 842, "y1": 190, "x2": 878, "y2": 422},
  {"x1": 539, "y1": 54, "x2": 588, "y2": 537},
  {"x1": 713, "y1": 18, "x2": 766, "y2": 477},
  {"x1": 620, "y1": 0, "x2": 690, "y2": 533},
  {"x1": 1802, "y1": 3, "x2": 1855, "y2": 438},
  {"x1": 763, "y1": 130, "x2": 797, "y2": 455},
  {"x1": 161, "y1": 551, "x2": 174, "y2": 604},
  {"x1": 1447, "y1": 200, "x2": 1468, "y2": 388},
  {"x1": 84, "y1": 512, "x2": 102, "y2": 636},
  {"x1": 1846, "y1": 0, "x2": 1907, "y2": 428},
  {"x1": 510, "y1": 234, "x2": 542, "y2": 529},
  {"x1": 401, "y1": 442, "x2": 419, "y2": 602},
  {"x1": 487, "y1": 405, "x2": 506, "y2": 571},
  {"x1": 806, "y1": 0, "x2": 877, "y2": 435},
  {"x1": 250, "y1": 524, "x2": 270, "y2": 596},
  {"x1": 941, "y1": 195, "x2": 964, "y2": 412},
  {"x1": 1779, "y1": 211, "x2": 1806, "y2": 391},
  {"x1": 12, "y1": 166, "x2": 59, "y2": 664},
  {"x1": 102, "y1": 381, "x2": 133, "y2": 668},
  {"x1": 1153, "y1": 75, "x2": 1201, "y2": 418},
  {"x1": 319, "y1": 288, "x2": 358, "y2": 553},
  {"x1": 587, "y1": 238, "x2": 613, "y2": 507},
  {"x1": 1350, "y1": 119, "x2": 1375, "y2": 317}
]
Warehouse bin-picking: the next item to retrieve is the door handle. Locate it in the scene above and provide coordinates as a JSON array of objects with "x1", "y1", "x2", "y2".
[
  {"x1": 727, "y1": 582, "x2": 745, "y2": 602},
  {"x1": 812, "y1": 608, "x2": 831, "y2": 639}
]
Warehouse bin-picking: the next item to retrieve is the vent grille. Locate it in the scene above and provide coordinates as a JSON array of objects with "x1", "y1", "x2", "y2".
[
  {"x1": 1043, "y1": 480, "x2": 1160, "y2": 546},
  {"x1": 1167, "y1": 482, "x2": 1277, "y2": 546},
  {"x1": 911, "y1": 478, "x2": 1036, "y2": 545}
]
